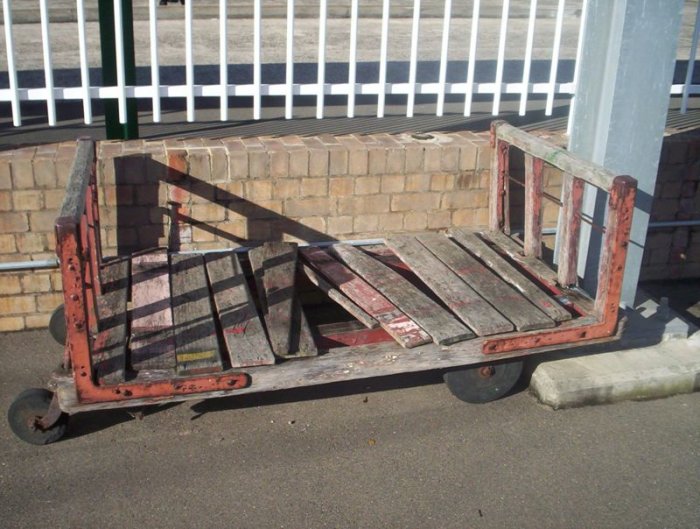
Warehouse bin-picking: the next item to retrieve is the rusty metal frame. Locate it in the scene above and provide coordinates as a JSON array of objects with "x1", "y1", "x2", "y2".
[
  {"x1": 481, "y1": 121, "x2": 637, "y2": 355},
  {"x1": 55, "y1": 139, "x2": 249, "y2": 407}
]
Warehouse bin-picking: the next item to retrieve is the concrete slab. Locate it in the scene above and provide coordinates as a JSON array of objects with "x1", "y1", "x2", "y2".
[
  {"x1": 530, "y1": 337, "x2": 700, "y2": 409},
  {"x1": 530, "y1": 288, "x2": 700, "y2": 409}
]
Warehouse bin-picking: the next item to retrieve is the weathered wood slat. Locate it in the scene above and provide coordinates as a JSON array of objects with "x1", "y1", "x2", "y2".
[
  {"x1": 330, "y1": 244, "x2": 474, "y2": 345},
  {"x1": 481, "y1": 230, "x2": 596, "y2": 315},
  {"x1": 449, "y1": 228, "x2": 572, "y2": 322},
  {"x1": 129, "y1": 329, "x2": 176, "y2": 371},
  {"x1": 131, "y1": 250, "x2": 173, "y2": 331},
  {"x1": 248, "y1": 242, "x2": 298, "y2": 357},
  {"x1": 289, "y1": 297, "x2": 319, "y2": 358},
  {"x1": 557, "y1": 175, "x2": 585, "y2": 287},
  {"x1": 205, "y1": 251, "x2": 275, "y2": 367},
  {"x1": 386, "y1": 235, "x2": 513, "y2": 336},
  {"x1": 482, "y1": 230, "x2": 561, "y2": 285},
  {"x1": 128, "y1": 249, "x2": 177, "y2": 370},
  {"x1": 300, "y1": 262, "x2": 379, "y2": 329},
  {"x1": 417, "y1": 233, "x2": 555, "y2": 332},
  {"x1": 300, "y1": 247, "x2": 430, "y2": 348},
  {"x1": 523, "y1": 153, "x2": 544, "y2": 258},
  {"x1": 93, "y1": 258, "x2": 130, "y2": 384},
  {"x1": 170, "y1": 253, "x2": 224, "y2": 375}
]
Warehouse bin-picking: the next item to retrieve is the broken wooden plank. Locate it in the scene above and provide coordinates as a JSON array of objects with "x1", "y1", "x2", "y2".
[
  {"x1": 557, "y1": 175, "x2": 585, "y2": 287},
  {"x1": 300, "y1": 262, "x2": 378, "y2": 330},
  {"x1": 248, "y1": 242, "x2": 298, "y2": 357},
  {"x1": 417, "y1": 232, "x2": 555, "y2": 332},
  {"x1": 130, "y1": 249, "x2": 172, "y2": 331},
  {"x1": 449, "y1": 228, "x2": 572, "y2": 322},
  {"x1": 205, "y1": 251, "x2": 275, "y2": 367},
  {"x1": 386, "y1": 235, "x2": 513, "y2": 336},
  {"x1": 289, "y1": 297, "x2": 319, "y2": 358},
  {"x1": 93, "y1": 258, "x2": 130, "y2": 384},
  {"x1": 170, "y1": 253, "x2": 224, "y2": 375},
  {"x1": 128, "y1": 329, "x2": 176, "y2": 371},
  {"x1": 330, "y1": 243, "x2": 474, "y2": 345},
  {"x1": 300, "y1": 246, "x2": 430, "y2": 348}
]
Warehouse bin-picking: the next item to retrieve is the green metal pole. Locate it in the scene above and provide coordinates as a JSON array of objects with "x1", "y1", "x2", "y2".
[{"x1": 98, "y1": 0, "x2": 139, "y2": 140}]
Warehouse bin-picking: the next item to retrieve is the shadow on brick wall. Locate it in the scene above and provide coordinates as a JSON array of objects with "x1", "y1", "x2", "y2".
[{"x1": 112, "y1": 155, "x2": 335, "y2": 255}]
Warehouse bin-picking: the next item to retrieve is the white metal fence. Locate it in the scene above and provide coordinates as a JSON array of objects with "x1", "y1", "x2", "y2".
[{"x1": 0, "y1": 0, "x2": 699, "y2": 128}]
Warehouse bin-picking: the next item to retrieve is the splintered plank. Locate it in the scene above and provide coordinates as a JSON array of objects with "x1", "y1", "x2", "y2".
[
  {"x1": 131, "y1": 250, "x2": 172, "y2": 331},
  {"x1": 386, "y1": 235, "x2": 513, "y2": 336},
  {"x1": 289, "y1": 297, "x2": 319, "y2": 358},
  {"x1": 93, "y1": 258, "x2": 130, "y2": 384},
  {"x1": 450, "y1": 229, "x2": 572, "y2": 322},
  {"x1": 170, "y1": 253, "x2": 224, "y2": 375},
  {"x1": 300, "y1": 262, "x2": 378, "y2": 329},
  {"x1": 205, "y1": 251, "x2": 275, "y2": 367},
  {"x1": 300, "y1": 247, "x2": 430, "y2": 348},
  {"x1": 248, "y1": 242, "x2": 298, "y2": 357},
  {"x1": 417, "y1": 233, "x2": 555, "y2": 332},
  {"x1": 330, "y1": 244, "x2": 474, "y2": 345}
]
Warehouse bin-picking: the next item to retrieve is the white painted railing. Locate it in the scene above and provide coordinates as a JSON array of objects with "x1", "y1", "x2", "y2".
[{"x1": 0, "y1": 0, "x2": 698, "y2": 128}]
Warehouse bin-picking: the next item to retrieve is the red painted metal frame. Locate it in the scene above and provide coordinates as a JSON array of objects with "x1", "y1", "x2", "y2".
[
  {"x1": 482, "y1": 121, "x2": 637, "y2": 355},
  {"x1": 55, "y1": 140, "x2": 249, "y2": 406}
]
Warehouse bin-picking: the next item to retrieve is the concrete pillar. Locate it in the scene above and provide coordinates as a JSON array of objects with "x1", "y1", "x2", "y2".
[{"x1": 565, "y1": 0, "x2": 684, "y2": 306}]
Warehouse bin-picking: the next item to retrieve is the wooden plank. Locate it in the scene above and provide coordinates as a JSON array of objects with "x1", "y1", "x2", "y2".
[
  {"x1": 300, "y1": 247, "x2": 430, "y2": 348},
  {"x1": 449, "y1": 228, "x2": 572, "y2": 322},
  {"x1": 170, "y1": 253, "x2": 224, "y2": 375},
  {"x1": 385, "y1": 235, "x2": 514, "y2": 336},
  {"x1": 131, "y1": 250, "x2": 173, "y2": 331},
  {"x1": 557, "y1": 174, "x2": 585, "y2": 287},
  {"x1": 300, "y1": 262, "x2": 379, "y2": 329},
  {"x1": 489, "y1": 136, "x2": 509, "y2": 232},
  {"x1": 330, "y1": 244, "x2": 474, "y2": 345},
  {"x1": 205, "y1": 251, "x2": 275, "y2": 367},
  {"x1": 482, "y1": 230, "x2": 560, "y2": 285},
  {"x1": 93, "y1": 258, "x2": 130, "y2": 384},
  {"x1": 523, "y1": 153, "x2": 544, "y2": 258},
  {"x1": 248, "y1": 242, "x2": 298, "y2": 357},
  {"x1": 417, "y1": 233, "x2": 555, "y2": 332},
  {"x1": 129, "y1": 329, "x2": 176, "y2": 371},
  {"x1": 481, "y1": 230, "x2": 596, "y2": 315},
  {"x1": 289, "y1": 297, "x2": 319, "y2": 358}
]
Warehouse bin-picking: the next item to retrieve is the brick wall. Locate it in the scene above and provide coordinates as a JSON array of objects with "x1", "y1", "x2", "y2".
[
  {"x1": 0, "y1": 129, "x2": 697, "y2": 332},
  {"x1": 640, "y1": 130, "x2": 700, "y2": 281},
  {"x1": 0, "y1": 131, "x2": 493, "y2": 331}
]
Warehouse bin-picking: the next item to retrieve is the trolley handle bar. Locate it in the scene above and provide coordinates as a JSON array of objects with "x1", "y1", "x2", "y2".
[
  {"x1": 492, "y1": 121, "x2": 622, "y2": 192},
  {"x1": 57, "y1": 138, "x2": 95, "y2": 225}
]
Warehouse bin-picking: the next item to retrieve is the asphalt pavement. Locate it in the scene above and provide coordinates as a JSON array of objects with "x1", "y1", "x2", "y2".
[{"x1": 0, "y1": 328, "x2": 698, "y2": 529}]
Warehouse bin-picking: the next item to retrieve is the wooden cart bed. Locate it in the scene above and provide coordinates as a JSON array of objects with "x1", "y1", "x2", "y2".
[{"x1": 50, "y1": 123, "x2": 637, "y2": 413}]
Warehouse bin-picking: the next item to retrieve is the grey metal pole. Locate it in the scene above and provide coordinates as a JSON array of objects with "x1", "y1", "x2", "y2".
[{"x1": 564, "y1": 0, "x2": 684, "y2": 307}]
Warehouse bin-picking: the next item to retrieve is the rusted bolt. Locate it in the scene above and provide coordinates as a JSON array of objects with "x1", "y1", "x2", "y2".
[
  {"x1": 68, "y1": 264, "x2": 75, "y2": 271},
  {"x1": 74, "y1": 322, "x2": 83, "y2": 329},
  {"x1": 70, "y1": 294, "x2": 79, "y2": 301},
  {"x1": 226, "y1": 380, "x2": 237, "y2": 387},
  {"x1": 478, "y1": 366, "x2": 496, "y2": 378}
]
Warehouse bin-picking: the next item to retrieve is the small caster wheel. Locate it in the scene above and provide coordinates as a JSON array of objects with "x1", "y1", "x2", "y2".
[
  {"x1": 444, "y1": 360, "x2": 524, "y2": 404},
  {"x1": 7, "y1": 388, "x2": 68, "y2": 445},
  {"x1": 49, "y1": 304, "x2": 66, "y2": 345}
]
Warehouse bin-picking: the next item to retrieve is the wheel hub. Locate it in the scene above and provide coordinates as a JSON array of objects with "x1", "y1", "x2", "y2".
[{"x1": 478, "y1": 365, "x2": 496, "y2": 379}]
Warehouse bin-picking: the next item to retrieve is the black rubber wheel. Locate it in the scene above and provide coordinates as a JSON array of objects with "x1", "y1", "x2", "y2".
[
  {"x1": 7, "y1": 388, "x2": 68, "y2": 445},
  {"x1": 49, "y1": 304, "x2": 66, "y2": 345},
  {"x1": 443, "y1": 360, "x2": 524, "y2": 404}
]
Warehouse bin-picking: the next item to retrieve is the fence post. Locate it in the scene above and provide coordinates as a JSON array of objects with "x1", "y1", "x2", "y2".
[{"x1": 98, "y1": 0, "x2": 139, "y2": 140}]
